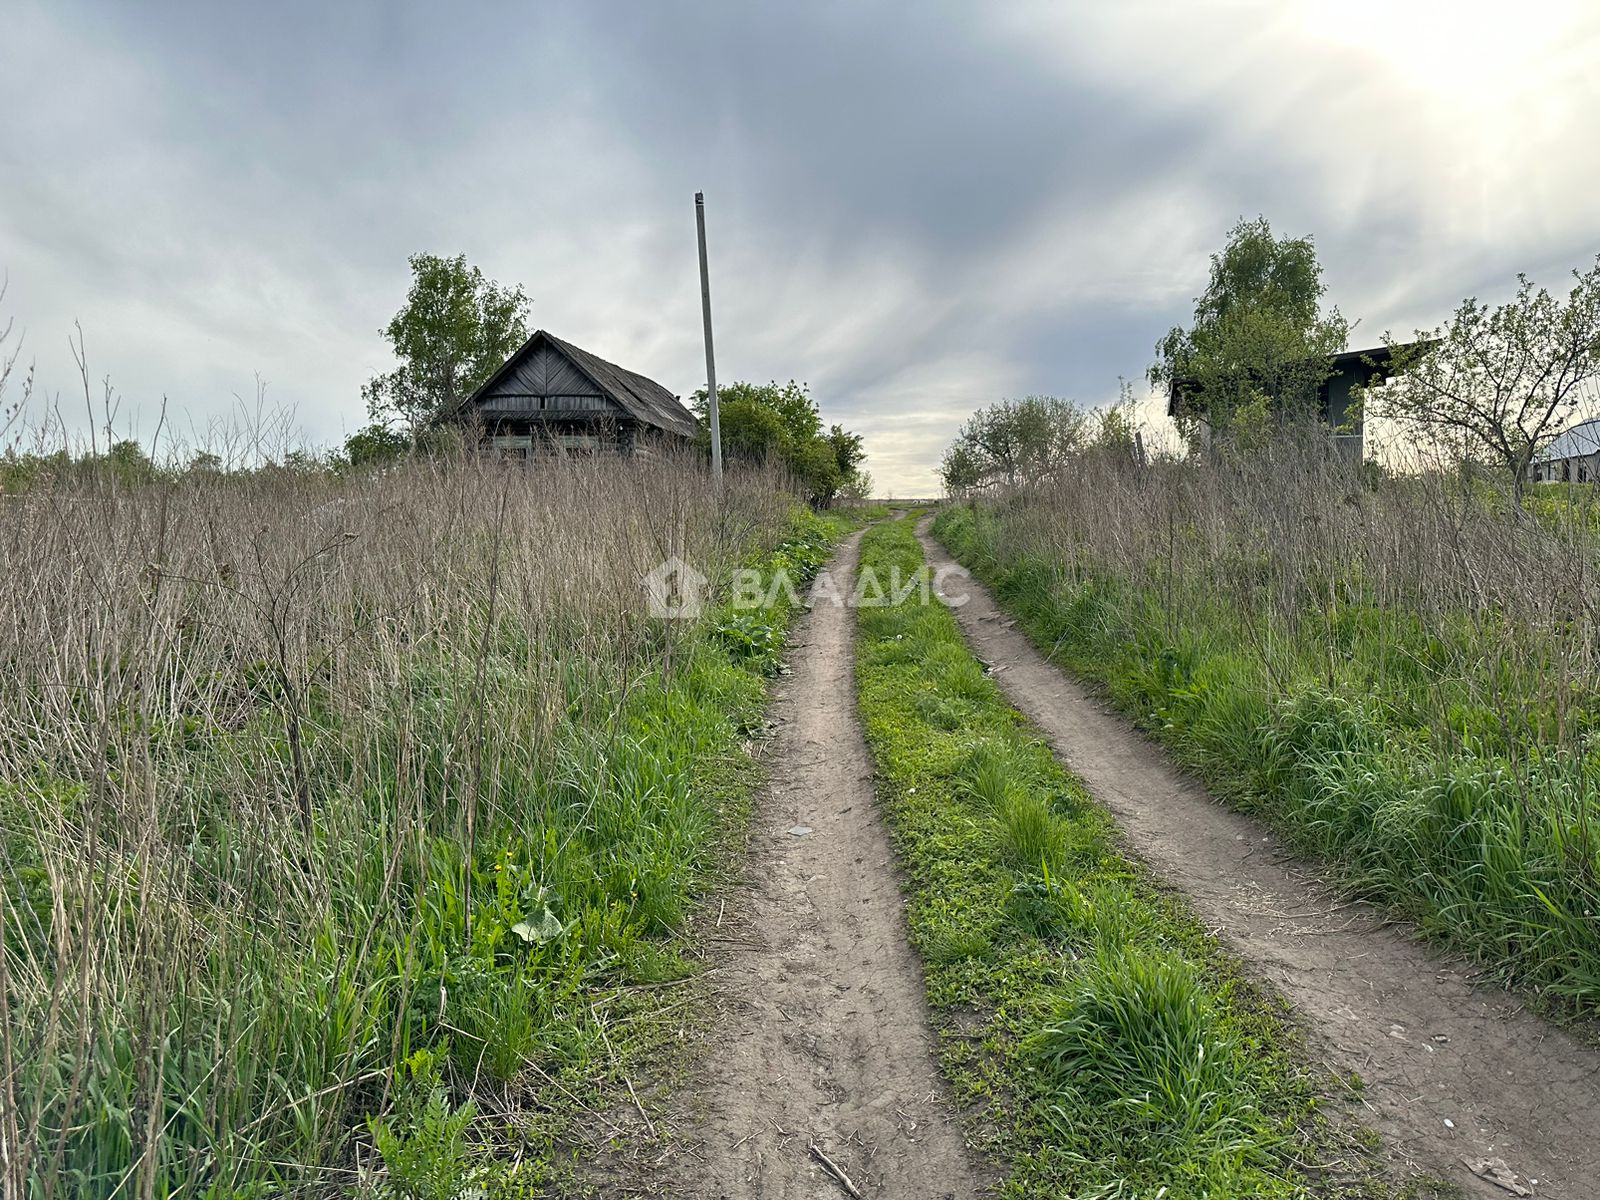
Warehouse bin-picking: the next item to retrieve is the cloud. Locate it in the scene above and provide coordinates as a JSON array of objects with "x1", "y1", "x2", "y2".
[{"x1": 2, "y1": 0, "x2": 1598, "y2": 492}]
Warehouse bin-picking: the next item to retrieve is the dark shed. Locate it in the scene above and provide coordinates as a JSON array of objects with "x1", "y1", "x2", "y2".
[
  {"x1": 1166, "y1": 340, "x2": 1434, "y2": 461},
  {"x1": 458, "y1": 330, "x2": 698, "y2": 456}
]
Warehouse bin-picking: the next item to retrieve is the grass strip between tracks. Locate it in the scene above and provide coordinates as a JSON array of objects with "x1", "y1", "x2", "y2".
[{"x1": 852, "y1": 515, "x2": 1412, "y2": 1200}]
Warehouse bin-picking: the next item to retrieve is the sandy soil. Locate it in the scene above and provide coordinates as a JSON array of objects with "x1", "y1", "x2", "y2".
[
  {"x1": 919, "y1": 515, "x2": 1600, "y2": 1199},
  {"x1": 664, "y1": 528, "x2": 991, "y2": 1199}
]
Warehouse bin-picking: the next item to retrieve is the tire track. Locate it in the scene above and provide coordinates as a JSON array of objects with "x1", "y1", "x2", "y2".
[
  {"x1": 920, "y1": 515, "x2": 1600, "y2": 1199},
  {"x1": 670, "y1": 527, "x2": 990, "y2": 1199}
]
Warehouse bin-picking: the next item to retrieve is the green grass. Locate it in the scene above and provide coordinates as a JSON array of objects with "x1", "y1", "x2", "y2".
[
  {"x1": 933, "y1": 503, "x2": 1600, "y2": 1014},
  {"x1": 853, "y1": 516, "x2": 1383, "y2": 1199}
]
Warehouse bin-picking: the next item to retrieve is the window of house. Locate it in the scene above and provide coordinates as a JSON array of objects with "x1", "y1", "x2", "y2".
[{"x1": 487, "y1": 433, "x2": 533, "y2": 460}]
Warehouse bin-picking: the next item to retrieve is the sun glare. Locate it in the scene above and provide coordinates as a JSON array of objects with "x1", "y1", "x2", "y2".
[{"x1": 1294, "y1": 0, "x2": 1584, "y2": 110}]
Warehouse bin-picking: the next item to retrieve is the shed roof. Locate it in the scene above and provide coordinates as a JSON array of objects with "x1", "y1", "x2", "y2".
[
  {"x1": 1539, "y1": 416, "x2": 1600, "y2": 462},
  {"x1": 462, "y1": 329, "x2": 699, "y2": 439}
]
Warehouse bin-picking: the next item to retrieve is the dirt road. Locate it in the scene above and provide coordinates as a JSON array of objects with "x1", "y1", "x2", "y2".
[
  {"x1": 919, "y1": 516, "x2": 1600, "y2": 1199},
  {"x1": 672, "y1": 528, "x2": 989, "y2": 1199}
]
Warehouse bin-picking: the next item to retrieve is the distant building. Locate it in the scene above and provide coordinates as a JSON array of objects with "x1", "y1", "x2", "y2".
[
  {"x1": 457, "y1": 330, "x2": 698, "y2": 457},
  {"x1": 1530, "y1": 417, "x2": 1600, "y2": 484},
  {"x1": 1167, "y1": 341, "x2": 1432, "y2": 461}
]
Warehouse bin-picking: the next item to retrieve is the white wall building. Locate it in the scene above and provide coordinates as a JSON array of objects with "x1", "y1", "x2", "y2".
[{"x1": 1531, "y1": 417, "x2": 1600, "y2": 484}]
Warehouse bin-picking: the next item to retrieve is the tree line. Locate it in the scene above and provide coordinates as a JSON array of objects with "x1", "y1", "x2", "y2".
[{"x1": 1, "y1": 252, "x2": 871, "y2": 502}]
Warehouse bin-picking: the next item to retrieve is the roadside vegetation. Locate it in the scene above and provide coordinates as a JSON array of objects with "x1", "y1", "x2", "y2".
[
  {"x1": 934, "y1": 221, "x2": 1600, "y2": 1018},
  {"x1": 691, "y1": 378, "x2": 871, "y2": 507},
  {"x1": 854, "y1": 516, "x2": 1385, "y2": 1199},
  {"x1": 0, "y1": 451, "x2": 848, "y2": 1198},
  {"x1": 934, "y1": 445, "x2": 1600, "y2": 1015}
]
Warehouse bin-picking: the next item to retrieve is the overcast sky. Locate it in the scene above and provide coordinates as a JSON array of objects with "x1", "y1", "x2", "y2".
[{"x1": 3, "y1": 0, "x2": 1598, "y2": 493}]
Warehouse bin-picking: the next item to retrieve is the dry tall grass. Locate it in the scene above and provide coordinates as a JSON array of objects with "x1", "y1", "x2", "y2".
[
  {"x1": 0, "y1": 451, "x2": 797, "y2": 1196},
  {"x1": 936, "y1": 439, "x2": 1600, "y2": 1006}
]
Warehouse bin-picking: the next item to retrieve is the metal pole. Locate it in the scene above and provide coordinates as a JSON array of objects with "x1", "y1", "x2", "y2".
[{"x1": 695, "y1": 192, "x2": 723, "y2": 489}]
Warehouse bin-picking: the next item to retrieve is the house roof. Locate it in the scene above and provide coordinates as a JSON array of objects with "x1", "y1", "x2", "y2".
[
  {"x1": 1538, "y1": 416, "x2": 1600, "y2": 462},
  {"x1": 463, "y1": 329, "x2": 699, "y2": 439},
  {"x1": 1322, "y1": 342, "x2": 1429, "y2": 371}
]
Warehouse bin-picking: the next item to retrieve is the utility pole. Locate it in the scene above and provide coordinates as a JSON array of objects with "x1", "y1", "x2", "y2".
[{"x1": 695, "y1": 192, "x2": 723, "y2": 489}]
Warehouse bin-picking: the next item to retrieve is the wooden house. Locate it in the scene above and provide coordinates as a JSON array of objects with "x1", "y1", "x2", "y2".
[{"x1": 457, "y1": 330, "x2": 698, "y2": 457}]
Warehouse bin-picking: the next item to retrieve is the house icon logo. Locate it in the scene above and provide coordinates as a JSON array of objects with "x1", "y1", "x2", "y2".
[{"x1": 643, "y1": 555, "x2": 709, "y2": 619}]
